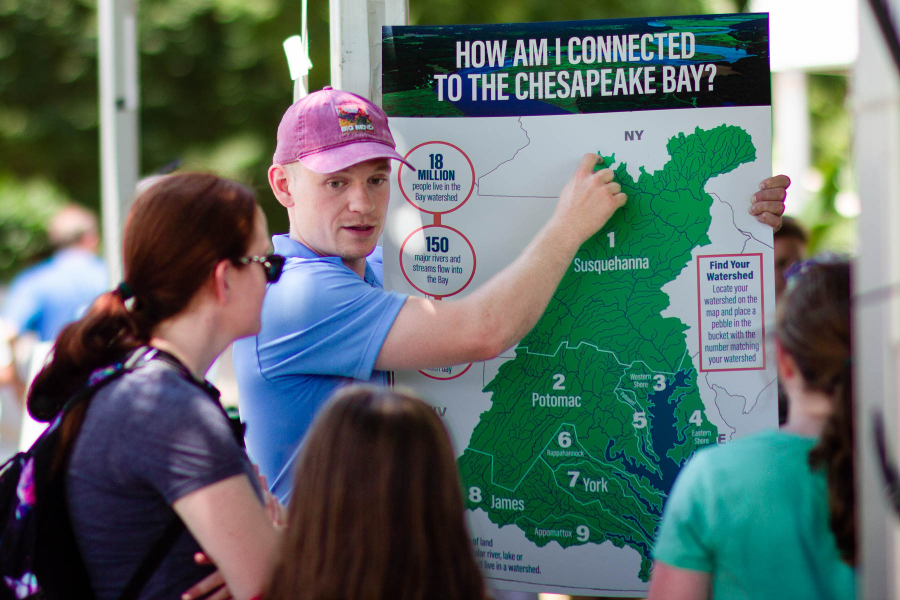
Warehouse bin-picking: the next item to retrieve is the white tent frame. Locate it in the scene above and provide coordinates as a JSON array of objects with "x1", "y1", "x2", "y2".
[{"x1": 97, "y1": 0, "x2": 407, "y2": 282}]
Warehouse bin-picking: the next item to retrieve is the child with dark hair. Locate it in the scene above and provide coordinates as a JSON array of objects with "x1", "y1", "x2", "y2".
[
  {"x1": 265, "y1": 386, "x2": 487, "y2": 600},
  {"x1": 647, "y1": 257, "x2": 855, "y2": 600}
]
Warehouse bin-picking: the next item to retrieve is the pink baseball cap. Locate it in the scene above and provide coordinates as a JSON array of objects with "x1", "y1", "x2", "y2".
[{"x1": 273, "y1": 86, "x2": 414, "y2": 173}]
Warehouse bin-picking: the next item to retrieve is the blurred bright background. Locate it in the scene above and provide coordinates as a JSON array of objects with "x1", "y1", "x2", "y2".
[{"x1": 0, "y1": 0, "x2": 857, "y2": 282}]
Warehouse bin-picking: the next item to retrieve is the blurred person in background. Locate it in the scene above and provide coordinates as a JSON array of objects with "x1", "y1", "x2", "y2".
[
  {"x1": 0, "y1": 203, "x2": 108, "y2": 450},
  {"x1": 647, "y1": 257, "x2": 855, "y2": 600},
  {"x1": 774, "y1": 216, "x2": 808, "y2": 302},
  {"x1": 264, "y1": 386, "x2": 486, "y2": 600},
  {"x1": 774, "y1": 215, "x2": 809, "y2": 425}
]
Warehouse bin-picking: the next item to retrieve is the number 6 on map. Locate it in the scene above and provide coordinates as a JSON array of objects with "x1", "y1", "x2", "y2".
[{"x1": 558, "y1": 431, "x2": 572, "y2": 448}]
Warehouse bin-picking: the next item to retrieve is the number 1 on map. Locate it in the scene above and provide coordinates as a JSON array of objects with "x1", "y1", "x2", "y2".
[{"x1": 607, "y1": 231, "x2": 615, "y2": 247}]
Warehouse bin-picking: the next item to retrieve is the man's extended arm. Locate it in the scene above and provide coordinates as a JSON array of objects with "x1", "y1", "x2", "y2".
[
  {"x1": 375, "y1": 154, "x2": 625, "y2": 371},
  {"x1": 376, "y1": 168, "x2": 789, "y2": 372}
]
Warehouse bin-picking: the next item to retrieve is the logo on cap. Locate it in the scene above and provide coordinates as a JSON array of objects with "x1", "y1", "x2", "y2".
[{"x1": 337, "y1": 105, "x2": 375, "y2": 134}]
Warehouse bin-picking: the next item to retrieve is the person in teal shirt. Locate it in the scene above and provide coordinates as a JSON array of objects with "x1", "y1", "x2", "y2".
[{"x1": 648, "y1": 257, "x2": 855, "y2": 600}]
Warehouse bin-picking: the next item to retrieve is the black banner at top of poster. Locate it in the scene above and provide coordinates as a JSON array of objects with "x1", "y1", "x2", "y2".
[{"x1": 382, "y1": 13, "x2": 770, "y2": 118}]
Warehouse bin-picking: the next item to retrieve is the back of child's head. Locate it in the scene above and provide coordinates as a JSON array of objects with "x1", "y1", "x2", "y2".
[
  {"x1": 777, "y1": 257, "x2": 850, "y2": 394},
  {"x1": 266, "y1": 386, "x2": 485, "y2": 600},
  {"x1": 776, "y1": 256, "x2": 854, "y2": 564}
]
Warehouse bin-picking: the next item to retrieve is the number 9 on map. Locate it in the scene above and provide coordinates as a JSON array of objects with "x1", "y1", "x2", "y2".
[{"x1": 576, "y1": 525, "x2": 590, "y2": 542}]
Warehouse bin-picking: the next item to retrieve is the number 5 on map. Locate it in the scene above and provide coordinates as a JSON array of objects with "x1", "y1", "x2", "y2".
[{"x1": 632, "y1": 411, "x2": 647, "y2": 429}]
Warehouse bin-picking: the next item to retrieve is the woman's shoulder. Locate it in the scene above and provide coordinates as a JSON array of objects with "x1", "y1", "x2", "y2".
[
  {"x1": 697, "y1": 428, "x2": 812, "y2": 459},
  {"x1": 680, "y1": 429, "x2": 816, "y2": 485},
  {"x1": 84, "y1": 361, "x2": 230, "y2": 446},
  {"x1": 108, "y1": 361, "x2": 213, "y2": 408}
]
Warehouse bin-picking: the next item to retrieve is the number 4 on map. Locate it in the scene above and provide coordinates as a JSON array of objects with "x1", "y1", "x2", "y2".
[{"x1": 689, "y1": 409, "x2": 703, "y2": 427}]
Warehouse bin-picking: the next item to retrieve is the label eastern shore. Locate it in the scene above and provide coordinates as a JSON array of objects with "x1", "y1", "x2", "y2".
[{"x1": 573, "y1": 256, "x2": 650, "y2": 273}]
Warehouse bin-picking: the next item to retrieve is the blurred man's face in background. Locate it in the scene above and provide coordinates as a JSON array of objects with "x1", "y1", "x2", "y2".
[{"x1": 774, "y1": 236, "x2": 806, "y2": 301}]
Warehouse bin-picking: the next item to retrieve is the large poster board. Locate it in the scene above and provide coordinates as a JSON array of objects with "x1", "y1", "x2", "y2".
[{"x1": 382, "y1": 14, "x2": 775, "y2": 595}]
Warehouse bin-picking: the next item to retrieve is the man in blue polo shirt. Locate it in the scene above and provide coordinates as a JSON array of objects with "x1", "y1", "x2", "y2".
[
  {"x1": 0, "y1": 203, "x2": 108, "y2": 450},
  {"x1": 1, "y1": 204, "x2": 107, "y2": 344},
  {"x1": 234, "y1": 87, "x2": 790, "y2": 501}
]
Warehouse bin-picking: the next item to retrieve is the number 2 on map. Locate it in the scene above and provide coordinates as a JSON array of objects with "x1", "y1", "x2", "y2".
[{"x1": 552, "y1": 374, "x2": 565, "y2": 390}]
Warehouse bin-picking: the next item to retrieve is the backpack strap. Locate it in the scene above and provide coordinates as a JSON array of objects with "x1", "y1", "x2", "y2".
[
  {"x1": 43, "y1": 347, "x2": 215, "y2": 600},
  {"x1": 117, "y1": 516, "x2": 185, "y2": 600},
  {"x1": 33, "y1": 347, "x2": 158, "y2": 600}
]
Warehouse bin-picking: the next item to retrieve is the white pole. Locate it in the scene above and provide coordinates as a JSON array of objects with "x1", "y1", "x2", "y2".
[
  {"x1": 330, "y1": 0, "x2": 407, "y2": 103},
  {"x1": 772, "y1": 70, "x2": 811, "y2": 215},
  {"x1": 98, "y1": 0, "x2": 140, "y2": 283},
  {"x1": 853, "y1": 1, "x2": 900, "y2": 597}
]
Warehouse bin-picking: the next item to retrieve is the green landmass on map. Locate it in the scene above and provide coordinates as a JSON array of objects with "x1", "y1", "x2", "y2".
[{"x1": 457, "y1": 124, "x2": 755, "y2": 582}]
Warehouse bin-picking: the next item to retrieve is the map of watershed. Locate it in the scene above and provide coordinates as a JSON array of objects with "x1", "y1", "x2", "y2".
[{"x1": 457, "y1": 124, "x2": 756, "y2": 581}]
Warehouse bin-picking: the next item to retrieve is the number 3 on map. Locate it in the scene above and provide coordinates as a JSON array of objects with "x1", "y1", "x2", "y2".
[
  {"x1": 653, "y1": 374, "x2": 666, "y2": 391},
  {"x1": 468, "y1": 486, "x2": 482, "y2": 503}
]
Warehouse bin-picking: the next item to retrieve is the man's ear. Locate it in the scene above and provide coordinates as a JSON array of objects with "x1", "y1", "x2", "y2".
[{"x1": 268, "y1": 164, "x2": 294, "y2": 208}]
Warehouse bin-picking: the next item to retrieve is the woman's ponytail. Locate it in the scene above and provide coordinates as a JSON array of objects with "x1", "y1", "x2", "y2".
[
  {"x1": 27, "y1": 288, "x2": 143, "y2": 421},
  {"x1": 808, "y1": 359, "x2": 855, "y2": 563}
]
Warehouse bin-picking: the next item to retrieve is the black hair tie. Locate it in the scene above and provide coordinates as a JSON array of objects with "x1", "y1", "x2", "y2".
[{"x1": 117, "y1": 282, "x2": 135, "y2": 301}]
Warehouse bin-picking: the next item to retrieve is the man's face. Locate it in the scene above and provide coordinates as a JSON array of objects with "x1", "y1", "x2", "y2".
[
  {"x1": 774, "y1": 236, "x2": 806, "y2": 300},
  {"x1": 286, "y1": 158, "x2": 391, "y2": 272}
]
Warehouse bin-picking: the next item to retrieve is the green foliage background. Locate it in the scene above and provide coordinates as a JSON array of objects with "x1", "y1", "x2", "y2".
[{"x1": 0, "y1": 0, "x2": 850, "y2": 280}]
